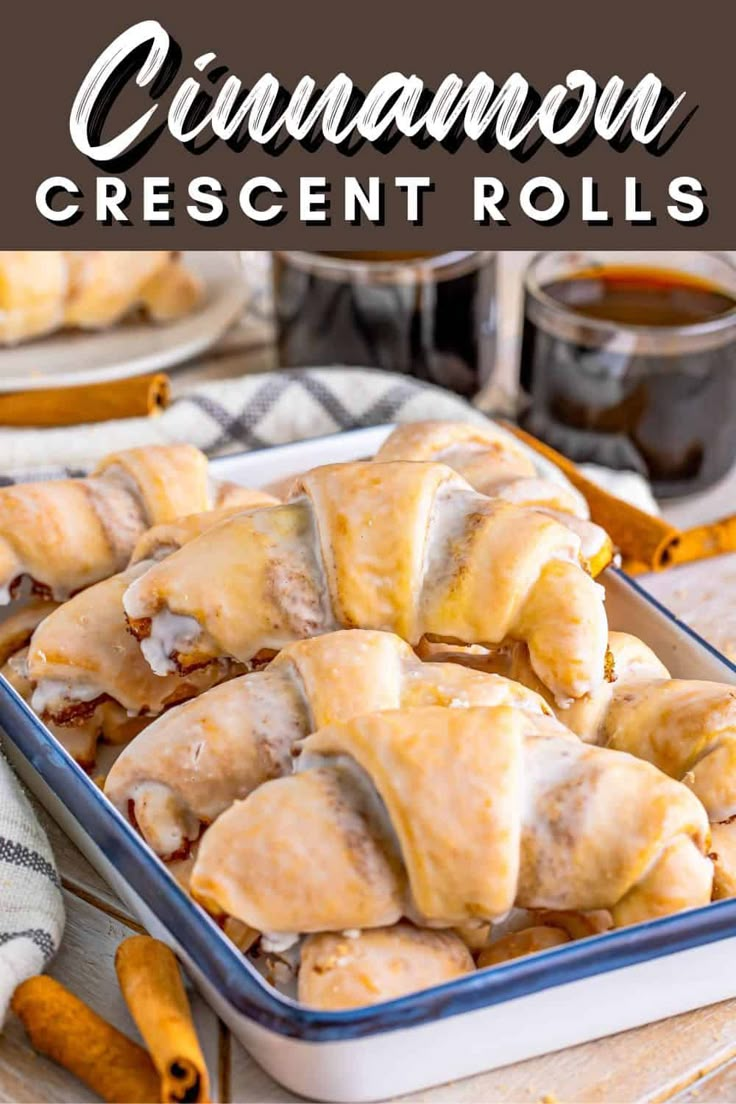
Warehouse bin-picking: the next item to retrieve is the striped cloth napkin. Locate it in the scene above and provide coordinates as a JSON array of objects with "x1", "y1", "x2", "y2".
[
  {"x1": 0, "y1": 367, "x2": 488, "y2": 481},
  {"x1": 0, "y1": 752, "x2": 64, "y2": 1023}
]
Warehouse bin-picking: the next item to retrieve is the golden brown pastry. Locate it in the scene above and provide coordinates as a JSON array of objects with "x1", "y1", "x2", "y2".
[
  {"x1": 0, "y1": 597, "x2": 58, "y2": 665},
  {"x1": 473, "y1": 906, "x2": 613, "y2": 972},
  {"x1": 129, "y1": 496, "x2": 278, "y2": 564},
  {"x1": 22, "y1": 499, "x2": 276, "y2": 764},
  {"x1": 477, "y1": 926, "x2": 571, "y2": 969},
  {"x1": 124, "y1": 461, "x2": 609, "y2": 703},
  {"x1": 374, "y1": 421, "x2": 613, "y2": 576},
  {"x1": 0, "y1": 599, "x2": 146, "y2": 767},
  {"x1": 26, "y1": 565, "x2": 236, "y2": 724},
  {"x1": 104, "y1": 629, "x2": 553, "y2": 859},
  {"x1": 298, "y1": 924, "x2": 475, "y2": 1010},
  {"x1": 419, "y1": 631, "x2": 669, "y2": 743},
  {"x1": 427, "y1": 631, "x2": 736, "y2": 899},
  {"x1": 189, "y1": 705, "x2": 712, "y2": 936},
  {"x1": 600, "y1": 680, "x2": 736, "y2": 899},
  {"x1": 0, "y1": 251, "x2": 201, "y2": 345},
  {"x1": 0, "y1": 253, "x2": 69, "y2": 345},
  {"x1": 0, "y1": 444, "x2": 260, "y2": 604}
]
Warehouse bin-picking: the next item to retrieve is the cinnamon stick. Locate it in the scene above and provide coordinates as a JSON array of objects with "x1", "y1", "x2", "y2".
[
  {"x1": 115, "y1": 936, "x2": 210, "y2": 1104},
  {"x1": 662, "y1": 515, "x2": 736, "y2": 568},
  {"x1": 502, "y1": 422, "x2": 682, "y2": 573},
  {"x1": 0, "y1": 372, "x2": 170, "y2": 426},
  {"x1": 11, "y1": 975, "x2": 160, "y2": 1103}
]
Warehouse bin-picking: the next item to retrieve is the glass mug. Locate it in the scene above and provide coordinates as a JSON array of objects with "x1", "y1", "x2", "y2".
[
  {"x1": 519, "y1": 251, "x2": 736, "y2": 497},
  {"x1": 272, "y1": 251, "x2": 497, "y2": 398}
]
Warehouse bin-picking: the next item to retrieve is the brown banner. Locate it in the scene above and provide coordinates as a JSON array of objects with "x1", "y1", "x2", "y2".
[{"x1": 1, "y1": 0, "x2": 734, "y2": 246}]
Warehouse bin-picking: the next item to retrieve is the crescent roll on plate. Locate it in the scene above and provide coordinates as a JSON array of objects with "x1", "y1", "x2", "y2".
[
  {"x1": 190, "y1": 706, "x2": 713, "y2": 937},
  {"x1": 0, "y1": 444, "x2": 262, "y2": 605},
  {"x1": 104, "y1": 628, "x2": 554, "y2": 860},
  {"x1": 374, "y1": 420, "x2": 613, "y2": 577},
  {"x1": 23, "y1": 493, "x2": 278, "y2": 766},
  {"x1": 124, "y1": 460, "x2": 609, "y2": 703},
  {"x1": 0, "y1": 251, "x2": 201, "y2": 345}
]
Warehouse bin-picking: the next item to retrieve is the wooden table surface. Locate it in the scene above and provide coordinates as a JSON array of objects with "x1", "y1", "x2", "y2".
[{"x1": 3, "y1": 251, "x2": 736, "y2": 1103}]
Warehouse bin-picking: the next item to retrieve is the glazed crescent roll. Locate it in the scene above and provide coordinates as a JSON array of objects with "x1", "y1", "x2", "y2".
[
  {"x1": 428, "y1": 631, "x2": 736, "y2": 822},
  {"x1": 26, "y1": 565, "x2": 235, "y2": 726},
  {"x1": 0, "y1": 444, "x2": 261, "y2": 604},
  {"x1": 375, "y1": 420, "x2": 536, "y2": 484},
  {"x1": 0, "y1": 598, "x2": 146, "y2": 767},
  {"x1": 600, "y1": 680, "x2": 736, "y2": 900},
  {"x1": 24, "y1": 497, "x2": 276, "y2": 759},
  {"x1": 104, "y1": 628, "x2": 553, "y2": 859},
  {"x1": 298, "y1": 924, "x2": 475, "y2": 1010},
  {"x1": 374, "y1": 421, "x2": 612, "y2": 576},
  {"x1": 190, "y1": 705, "x2": 712, "y2": 935},
  {"x1": 124, "y1": 461, "x2": 609, "y2": 702},
  {"x1": 419, "y1": 631, "x2": 669, "y2": 743},
  {"x1": 427, "y1": 631, "x2": 736, "y2": 899}
]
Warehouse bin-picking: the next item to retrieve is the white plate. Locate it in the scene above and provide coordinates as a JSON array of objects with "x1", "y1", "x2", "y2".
[{"x1": 0, "y1": 252, "x2": 248, "y2": 392}]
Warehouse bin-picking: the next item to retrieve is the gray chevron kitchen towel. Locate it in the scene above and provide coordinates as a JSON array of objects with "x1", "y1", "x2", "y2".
[
  {"x1": 0, "y1": 751, "x2": 65, "y2": 1023},
  {"x1": 0, "y1": 367, "x2": 488, "y2": 481}
]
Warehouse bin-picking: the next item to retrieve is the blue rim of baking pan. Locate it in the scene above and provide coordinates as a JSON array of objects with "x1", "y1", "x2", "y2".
[
  {"x1": 3, "y1": 562, "x2": 736, "y2": 1040},
  {"x1": 4, "y1": 567, "x2": 736, "y2": 1042}
]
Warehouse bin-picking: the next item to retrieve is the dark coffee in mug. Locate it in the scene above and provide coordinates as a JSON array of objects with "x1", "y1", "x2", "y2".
[
  {"x1": 520, "y1": 255, "x2": 736, "y2": 497},
  {"x1": 273, "y1": 251, "x2": 497, "y2": 398}
]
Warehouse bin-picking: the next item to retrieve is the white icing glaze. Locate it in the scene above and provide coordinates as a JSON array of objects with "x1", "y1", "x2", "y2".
[
  {"x1": 32, "y1": 678, "x2": 102, "y2": 714},
  {"x1": 495, "y1": 477, "x2": 589, "y2": 520},
  {"x1": 260, "y1": 931, "x2": 300, "y2": 954},
  {"x1": 139, "y1": 609, "x2": 203, "y2": 675},
  {"x1": 121, "y1": 572, "x2": 149, "y2": 621},
  {"x1": 540, "y1": 511, "x2": 608, "y2": 561},
  {"x1": 422, "y1": 484, "x2": 485, "y2": 583}
]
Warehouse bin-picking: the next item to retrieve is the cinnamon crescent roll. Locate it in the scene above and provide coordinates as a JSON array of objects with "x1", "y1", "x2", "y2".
[
  {"x1": 26, "y1": 565, "x2": 235, "y2": 726},
  {"x1": 0, "y1": 252, "x2": 69, "y2": 345},
  {"x1": 374, "y1": 421, "x2": 613, "y2": 576},
  {"x1": 124, "y1": 461, "x2": 609, "y2": 703},
  {"x1": 298, "y1": 924, "x2": 475, "y2": 1010},
  {"x1": 0, "y1": 599, "x2": 145, "y2": 767},
  {"x1": 24, "y1": 496, "x2": 277, "y2": 759},
  {"x1": 104, "y1": 628, "x2": 553, "y2": 859},
  {"x1": 427, "y1": 631, "x2": 736, "y2": 899},
  {"x1": 0, "y1": 444, "x2": 261, "y2": 604},
  {"x1": 190, "y1": 706, "x2": 712, "y2": 935}
]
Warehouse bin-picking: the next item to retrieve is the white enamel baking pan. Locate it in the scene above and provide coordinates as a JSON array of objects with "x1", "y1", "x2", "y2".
[{"x1": 3, "y1": 425, "x2": 736, "y2": 1103}]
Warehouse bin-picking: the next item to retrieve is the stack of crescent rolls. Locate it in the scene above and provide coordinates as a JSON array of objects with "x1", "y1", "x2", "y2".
[{"x1": 1, "y1": 421, "x2": 732, "y2": 1013}]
